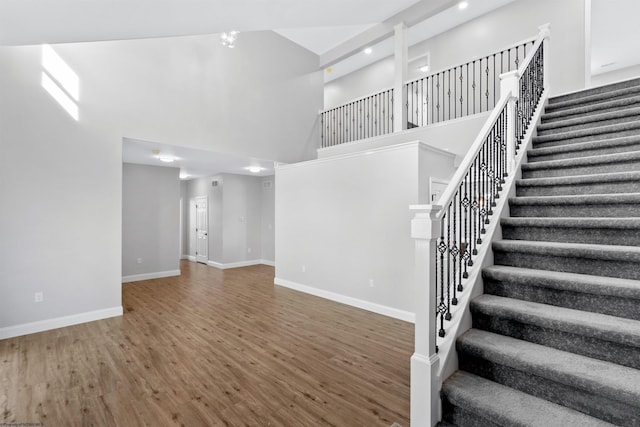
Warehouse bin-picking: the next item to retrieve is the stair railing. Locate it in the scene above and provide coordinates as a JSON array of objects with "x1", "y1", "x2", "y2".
[{"x1": 409, "y1": 24, "x2": 550, "y2": 427}]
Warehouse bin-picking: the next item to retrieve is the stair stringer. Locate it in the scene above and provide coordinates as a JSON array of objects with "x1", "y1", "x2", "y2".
[{"x1": 437, "y1": 90, "x2": 550, "y2": 384}]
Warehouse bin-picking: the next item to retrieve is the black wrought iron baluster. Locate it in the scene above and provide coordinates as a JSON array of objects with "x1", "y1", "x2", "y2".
[
  {"x1": 462, "y1": 173, "x2": 470, "y2": 277},
  {"x1": 451, "y1": 196, "x2": 459, "y2": 306},
  {"x1": 445, "y1": 204, "x2": 452, "y2": 321},
  {"x1": 456, "y1": 185, "x2": 464, "y2": 293}
]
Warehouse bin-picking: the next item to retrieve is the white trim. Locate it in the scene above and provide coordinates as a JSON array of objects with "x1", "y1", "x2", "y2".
[
  {"x1": 182, "y1": 255, "x2": 196, "y2": 261},
  {"x1": 285, "y1": 141, "x2": 454, "y2": 172},
  {"x1": 207, "y1": 259, "x2": 275, "y2": 270},
  {"x1": 122, "y1": 269, "x2": 180, "y2": 283},
  {"x1": 0, "y1": 306, "x2": 123, "y2": 340},
  {"x1": 274, "y1": 277, "x2": 415, "y2": 323}
]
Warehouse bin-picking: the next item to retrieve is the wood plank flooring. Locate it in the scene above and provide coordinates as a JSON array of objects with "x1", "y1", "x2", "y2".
[{"x1": 1, "y1": 260, "x2": 414, "y2": 426}]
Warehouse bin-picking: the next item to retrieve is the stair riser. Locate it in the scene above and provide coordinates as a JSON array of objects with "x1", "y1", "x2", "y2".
[
  {"x1": 533, "y1": 128, "x2": 640, "y2": 149},
  {"x1": 542, "y1": 99, "x2": 640, "y2": 123},
  {"x1": 470, "y1": 309, "x2": 640, "y2": 370},
  {"x1": 493, "y1": 248, "x2": 640, "y2": 280},
  {"x1": 482, "y1": 278, "x2": 640, "y2": 321},
  {"x1": 528, "y1": 142, "x2": 640, "y2": 161},
  {"x1": 457, "y1": 354, "x2": 639, "y2": 426},
  {"x1": 509, "y1": 203, "x2": 640, "y2": 218},
  {"x1": 522, "y1": 159, "x2": 640, "y2": 179},
  {"x1": 441, "y1": 399, "x2": 502, "y2": 427},
  {"x1": 500, "y1": 224, "x2": 640, "y2": 246},
  {"x1": 537, "y1": 114, "x2": 640, "y2": 136},
  {"x1": 516, "y1": 180, "x2": 640, "y2": 196}
]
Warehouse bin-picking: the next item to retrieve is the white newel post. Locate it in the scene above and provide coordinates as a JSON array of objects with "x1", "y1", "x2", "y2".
[
  {"x1": 394, "y1": 22, "x2": 408, "y2": 133},
  {"x1": 410, "y1": 204, "x2": 442, "y2": 427},
  {"x1": 538, "y1": 23, "x2": 551, "y2": 92},
  {"x1": 500, "y1": 70, "x2": 519, "y2": 175}
]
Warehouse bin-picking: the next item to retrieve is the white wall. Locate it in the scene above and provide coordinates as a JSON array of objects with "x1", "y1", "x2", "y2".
[
  {"x1": 275, "y1": 141, "x2": 457, "y2": 321},
  {"x1": 0, "y1": 45, "x2": 122, "y2": 335},
  {"x1": 122, "y1": 164, "x2": 180, "y2": 279},
  {"x1": 325, "y1": 0, "x2": 587, "y2": 109},
  {"x1": 184, "y1": 173, "x2": 274, "y2": 267},
  {"x1": 591, "y1": 64, "x2": 640, "y2": 88},
  {"x1": 0, "y1": 30, "x2": 320, "y2": 337},
  {"x1": 261, "y1": 176, "x2": 276, "y2": 263}
]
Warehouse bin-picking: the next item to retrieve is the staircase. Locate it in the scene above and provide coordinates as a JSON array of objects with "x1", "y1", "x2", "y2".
[{"x1": 440, "y1": 78, "x2": 640, "y2": 426}]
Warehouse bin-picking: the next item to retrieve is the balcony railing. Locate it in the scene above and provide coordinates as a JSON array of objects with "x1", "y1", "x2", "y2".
[{"x1": 320, "y1": 39, "x2": 536, "y2": 148}]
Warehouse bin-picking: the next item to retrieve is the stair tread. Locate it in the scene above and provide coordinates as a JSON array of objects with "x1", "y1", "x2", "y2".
[
  {"x1": 533, "y1": 121, "x2": 640, "y2": 143},
  {"x1": 501, "y1": 216, "x2": 640, "y2": 229},
  {"x1": 547, "y1": 84, "x2": 640, "y2": 110},
  {"x1": 483, "y1": 265, "x2": 640, "y2": 299},
  {"x1": 471, "y1": 294, "x2": 640, "y2": 347},
  {"x1": 493, "y1": 239, "x2": 640, "y2": 261},
  {"x1": 442, "y1": 371, "x2": 613, "y2": 427},
  {"x1": 509, "y1": 192, "x2": 640, "y2": 206},
  {"x1": 522, "y1": 150, "x2": 640, "y2": 170},
  {"x1": 458, "y1": 329, "x2": 640, "y2": 405},
  {"x1": 542, "y1": 95, "x2": 640, "y2": 122},
  {"x1": 517, "y1": 170, "x2": 640, "y2": 186},
  {"x1": 528, "y1": 135, "x2": 640, "y2": 157},
  {"x1": 538, "y1": 106, "x2": 640, "y2": 131}
]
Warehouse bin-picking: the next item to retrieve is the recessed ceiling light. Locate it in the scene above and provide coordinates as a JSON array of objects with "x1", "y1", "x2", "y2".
[
  {"x1": 363, "y1": 47, "x2": 373, "y2": 55},
  {"x1": 179, "y1": 173, "x2": 190, "y2": 180},
  {"x1": 419, "y1": 65, "x2": 430, "y2": 73},
  {"x1": 246, "y1": 166, "x2": 262, "y2": 173},
  {"x1": 458, "y1": 1, "x2": 469, "y2": 10},
  {"x1": 158, "y1": 155, "x2": 177, "y2": 163}
]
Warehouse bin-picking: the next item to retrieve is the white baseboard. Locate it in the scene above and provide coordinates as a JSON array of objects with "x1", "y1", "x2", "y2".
[
  {"x1": 182, "y1": 255, "x2": 195, "y2": 261},
  {"x1": 0, "y1": 306, "x2": 123, "y2": 340},
  {"x1": 274, "y1": 277, "x2": 415, "y2": 323},
  {"x1": 122, "y1": 269, "x2": 181, "y2": 283},
  {"x1": 207, "y1": 259, "x2": 275, "y2": 270}
]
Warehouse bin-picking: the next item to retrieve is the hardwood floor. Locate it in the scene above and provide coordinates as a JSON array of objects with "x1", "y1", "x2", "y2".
[{"x1": 1, "y1": 260, "x2": 414, "y2": 426}]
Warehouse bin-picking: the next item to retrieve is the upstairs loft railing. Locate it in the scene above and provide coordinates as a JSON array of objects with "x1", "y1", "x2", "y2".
[
  {"x1": 409, "y1": 24, "x2": 549, "y2": 427},
  {"x1": 320, "y1": 38, "x2": 535, "y2": 148},
  {"x1": 406, "y1": 39, "x2": 535, "y2": 128}
]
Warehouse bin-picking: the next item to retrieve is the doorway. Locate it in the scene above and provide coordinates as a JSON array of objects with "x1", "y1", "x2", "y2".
[{"x1": 194, "y1": 196, "x2": 208, "y2": 264}]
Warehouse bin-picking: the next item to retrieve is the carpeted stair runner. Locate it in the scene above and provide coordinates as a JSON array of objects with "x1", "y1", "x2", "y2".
[{"x1": 441, "y1": 78, "x2": 640, "y2": 426}]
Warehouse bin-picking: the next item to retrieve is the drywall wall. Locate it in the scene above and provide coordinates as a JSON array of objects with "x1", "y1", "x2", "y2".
[
  {"x1": 0, "y1": 45, "x2": 122, "y2": 335},
  {"x1": 591, "y1": 64, "x2": 640, "y2": 88},
  {"x1": 184, "y1": 173, "x2": 273, "y2": 266},
  {"x1": 325, "y1": 0, "x2": 587, "y2": 108},
  {"x1": 122, "y1": 164, "x2": 180, "y2": 279},
  {"x1": 318, "y1": 111, "x2": 489, "y2": 160},
  {"x1": 275, "y1": 142, "x2": 457, "y2": 321},
  {"x1": 0, "y1": 30, "x2": 320, "y2": 336}
]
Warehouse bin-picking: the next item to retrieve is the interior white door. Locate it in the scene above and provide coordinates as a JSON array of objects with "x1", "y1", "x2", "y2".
[{"x1": 195, "y1": 197, "x2": 208, "y2": 264}]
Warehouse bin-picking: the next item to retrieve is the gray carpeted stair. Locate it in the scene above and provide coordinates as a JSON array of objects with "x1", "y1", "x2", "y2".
[{"x1": 441, "y1": 79, "x2": 640, "y2": 426}]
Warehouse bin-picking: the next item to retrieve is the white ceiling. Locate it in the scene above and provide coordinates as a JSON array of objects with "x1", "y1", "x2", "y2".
[{"x1": 123, "y1": 138, "x2": 277, "y2": 179}]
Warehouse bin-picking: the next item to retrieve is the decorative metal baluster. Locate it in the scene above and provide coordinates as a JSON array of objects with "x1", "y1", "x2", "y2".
[
  {"x1": 451, "y1": 196, "x2": 459, "y2": 306},
  {"x1": 493, "y1": 54, "x2": 497, "y2": 108},
  {"x1": 456, "y1": 185, "x2": 464, "y2": 292},
  {"x1": 445, "y1": 204, "x2": 452, "y2": 321},
  {"x1": 462, "y1": 172, "x2": 470, "y2": 277}
]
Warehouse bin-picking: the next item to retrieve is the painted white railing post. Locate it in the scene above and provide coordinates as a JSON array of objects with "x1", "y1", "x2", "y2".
[
  {"x1": 410, "y1": 204, "x2": 442, "y2": 427},
  {"x1": 394, "y1": 22, "x2": 408, "y2": 133},
  {"x1": 539, "y1": 23, "x2": 551, "y2": 92},
  {"x1": 500, "y1": 71, "x2": 519, "y2": 175}
]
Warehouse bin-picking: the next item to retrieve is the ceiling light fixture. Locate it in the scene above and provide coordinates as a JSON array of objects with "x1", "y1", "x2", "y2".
[
  {"x1": 246, "y1": 166, "x2": 262, "y2": 173},
  {"x1": 158, "y1": 155, "x2": 176, "y2": 163},
  {"x1": 458, "y1": 1, "x2": 469, "y2": 10},
  {"x1": 419, "y1": 65, "x2": 430, "y2": 73},
  {"x1": 363, "y1": 47, "x2": 373, "y2": 55},
  {"x1": 221, "y1": 31, "x2": 239, "y2": 48},
  {"x1": 179, "y1": 173, "x2": 190, "y2": 180}
]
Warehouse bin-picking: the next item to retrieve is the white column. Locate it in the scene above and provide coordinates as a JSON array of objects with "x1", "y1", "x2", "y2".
[
  {"x1": 410, "y1": 204, "x2": 442, "y2": 427},
  {"x1": 500, "y1": 70, "x2": 519, "y2": 175},
  {"x1": 394, "y1": 22, "x2": 408, "y2": 133}
]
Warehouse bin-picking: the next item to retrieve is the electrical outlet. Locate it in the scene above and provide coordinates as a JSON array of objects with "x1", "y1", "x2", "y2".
[
  {"x1": 301, "y1": 265, "x2": 306, "y2": 273},
  {"x1": 35, "y1": 292, "x2": 43, "y2": 303},
  {"x1": 369, "y1": 279, "x2": 375, "y2": 288},
  {"x1": 137, "y1": 258, "x2": 142, "y2": 264}
]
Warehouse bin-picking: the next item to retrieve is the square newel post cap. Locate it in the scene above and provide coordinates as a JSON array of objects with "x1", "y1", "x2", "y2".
[
  {"x1": 538, "y1": 23, "x2": 551, "y2": 39},
  {"x1": 409, "y1": 204, "x2": 442, "y2": 240}
]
